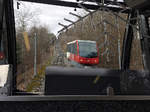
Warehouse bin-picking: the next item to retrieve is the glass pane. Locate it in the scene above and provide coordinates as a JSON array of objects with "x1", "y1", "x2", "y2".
[
  {"x1": 79, "y1": 41, "x2": 97, "y2": 58},
  {"x1": 13, "y1": 0, "x2": 144, "y2": 95}
]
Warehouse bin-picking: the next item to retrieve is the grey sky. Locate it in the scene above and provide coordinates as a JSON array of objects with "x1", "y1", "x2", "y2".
[
  {"x1": 14, "y1": 0, "x2": 84, "y2": 35},
  {"x1": 14, "y1": 0, "x2": 123, "y2": 35}
]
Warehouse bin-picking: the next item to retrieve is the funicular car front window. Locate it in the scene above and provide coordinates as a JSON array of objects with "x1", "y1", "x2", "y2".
[{"x1": 79, "y1": 42, "x2": 97, "y2": 58}]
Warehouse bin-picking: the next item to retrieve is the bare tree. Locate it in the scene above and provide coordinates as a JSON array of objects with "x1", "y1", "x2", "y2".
[
  {"x1": 14, "y1": 2, "x2": 41, "y2": 73},
  {"x1": 15, "y1": 3, "x2": 40, "y2": 32}
]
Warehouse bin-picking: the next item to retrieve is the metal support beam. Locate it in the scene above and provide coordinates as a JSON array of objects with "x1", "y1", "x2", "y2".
[
  {"x1": 58, "y1": 10, "x2": 97, "y2": 33},
  {"x1": 78, "y1": 3, "x2": 91, "y2": 13},
  {"x1": 0, "y1": 0, "x2": 4, "y2": 42},
  {"x1": 69, "y1": 12, "x2": 82, "y2": 19},
  {"x1": 19, "y1": 0, "x2": 129, "y2": 13},
  {"x1": 4, "y1": 0, "x2": 17, "y2": 94},
  {"x1": 64, "y1": 18, "x2": 74, "y2": 24},
  {"x1": 79, "y1": 0, "x2": 126, "y2": 6},
  {"x1": 58, "y1": 23, "x2": 67, "y2": 29},
  {"x1": 121, "y1": 11, "x2": 137, "y2": 70},
  {"x1": 139, "y1": 15, "x2": 150, "y2": 71}
]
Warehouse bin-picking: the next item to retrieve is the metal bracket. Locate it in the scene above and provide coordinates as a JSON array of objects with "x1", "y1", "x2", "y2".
[
  {"x1": 121, "y1": 11, "x2": 137, "y2": 70},
  {"x1": 139, "y1": 15, "x2": 150, "y2": 72}
]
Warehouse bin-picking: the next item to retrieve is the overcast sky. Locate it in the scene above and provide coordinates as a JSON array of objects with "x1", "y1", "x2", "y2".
[
  {"x1": 14, "y1": 0, "x2": 85, "y2": 36},
  {"x1": 14, "y1": 0, "x2": 123, "y2": 36}
]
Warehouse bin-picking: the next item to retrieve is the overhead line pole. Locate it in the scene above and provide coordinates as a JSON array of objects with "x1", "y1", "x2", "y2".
[
  {"x1": 34, "y1": 33, "x2": 37, "y2": 77},
  {"x1": 58, "y1": 10, "x2": 97, "y2": 33}
]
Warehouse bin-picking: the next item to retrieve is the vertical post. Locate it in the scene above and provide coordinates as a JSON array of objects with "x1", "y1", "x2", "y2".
[
  {"x1": 121, "y1": 11, "x2": 137, "y2": 70},
  {"x1": 5, "y1": 0, "x2": 17, "y2": 95},
  {"x1": 118, "y1": 39, "x2": 121, "y2": 69},
  {"x1": 34, "y1": 33, "x2": 37, "y2": 77},
  {"x1": 116, "y1": 14, "x2": 121, "y2": 69},
  {"x1": 0, "y1": 0, "x2": 4, "y2": 45},
  {"x1": 139, "y1": 15, "x2": 150, "y2": 72}
]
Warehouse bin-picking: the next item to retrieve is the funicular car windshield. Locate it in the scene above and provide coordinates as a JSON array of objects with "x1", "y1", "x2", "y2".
[{"x1": 79, "y1": 41, "x2": 97, "y2": 58}]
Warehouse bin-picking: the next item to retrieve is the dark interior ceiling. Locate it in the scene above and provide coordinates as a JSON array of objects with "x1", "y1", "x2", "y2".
[{"x1": 19, "y1": 0, "x2": 128, "y2": 13}]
